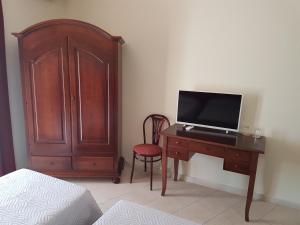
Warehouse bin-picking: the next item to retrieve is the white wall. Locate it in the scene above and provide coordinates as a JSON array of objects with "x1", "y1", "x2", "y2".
[
  {"x1": 2, "y1": 0, "x2": 67, "y2": 168},
  {"x1": 3, "y1": 0, "x2": 300, "y2": 208}
]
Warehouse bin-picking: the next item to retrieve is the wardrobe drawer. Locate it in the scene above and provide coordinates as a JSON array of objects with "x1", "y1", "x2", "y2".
[
  {"x1": 31, "y1": 156, "x2": 71, "y2": 171},
  {"x1": 73, "y1": 157, "x2": 114, "y2": 171}
]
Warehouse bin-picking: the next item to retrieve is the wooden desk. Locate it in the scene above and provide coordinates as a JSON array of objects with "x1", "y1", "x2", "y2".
[{"x1": 161, "y1": 124, "x2": 265, "y2": 222}]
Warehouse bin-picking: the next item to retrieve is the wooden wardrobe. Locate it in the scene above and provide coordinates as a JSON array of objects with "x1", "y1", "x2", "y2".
[{"x1": 14, "y1": 19, "x2": 124, "y2": 183}]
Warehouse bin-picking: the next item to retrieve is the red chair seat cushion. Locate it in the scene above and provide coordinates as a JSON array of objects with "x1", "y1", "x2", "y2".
[{"x1": 133, "y1": 144, "x2": 162, "y2": 157}]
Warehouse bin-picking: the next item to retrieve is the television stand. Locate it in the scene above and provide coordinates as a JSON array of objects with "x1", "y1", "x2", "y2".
[{"x1": 160, "y1": 124, "x2": 265, "y2": 222}]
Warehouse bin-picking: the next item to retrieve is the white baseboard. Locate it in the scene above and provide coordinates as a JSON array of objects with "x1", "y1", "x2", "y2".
[
  {"x1": 181, "y1": 174, "x2": 300, "y2": 210},
  {"x1": 181, "y1": 174, "x2": 263, "y2": 200},
  {"x1": 265, "y1": 196, "x2": 300, "y2": 210}
]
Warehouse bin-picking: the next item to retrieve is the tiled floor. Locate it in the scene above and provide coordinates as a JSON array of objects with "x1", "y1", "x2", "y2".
[{"x1": 69, "y1": 165, "x2": 300, "y2": 225}]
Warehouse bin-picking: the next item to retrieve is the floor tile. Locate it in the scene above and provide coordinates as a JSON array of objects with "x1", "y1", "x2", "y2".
[
  {"x1": 66, "y1": 165, "x2": 300, "y2": 225},
  {"x1": 99, "y1": 197, "x2": 123, "y2": 213},
  {"x1": 118, "y1": 188, "x2": 160, "y2": 205},
  {"x1": 229, "y1": 200, "x2": 275, "y2": 222},
  {"x1": 204, "y1": 208, "x2": 270, "y2": 225},
  {"x1": 260, "y1": 205, "x2": 300, "y2": 225},
  {"x1": 175, "y1": 191, "x2": 243, "y2": 223},
  {"x1": 147, "y1": 183, "x2": 216, "y2": 214}
]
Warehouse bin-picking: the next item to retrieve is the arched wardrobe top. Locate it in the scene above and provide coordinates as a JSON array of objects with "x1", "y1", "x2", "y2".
[{"x1": 13, "y1": 19, "x2": 125, "y2": 44}]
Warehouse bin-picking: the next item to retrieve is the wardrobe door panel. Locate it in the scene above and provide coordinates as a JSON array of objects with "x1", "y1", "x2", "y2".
[
  {"x1": 22, "y1": 39, "x2": 72, "y2": 156},
  {"x1": 76, "y1": 49, "x2": 109, "y2": 143},
  {"x1": 30, "y1": 49, "x2": 66, "y2": 143},
  {"x1": 69, "y1": 38, "x2": 115, "y2": 153}
]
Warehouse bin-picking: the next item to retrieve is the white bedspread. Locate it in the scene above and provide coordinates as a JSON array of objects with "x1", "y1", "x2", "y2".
[
  {"x1": 0, "y1": 169, "x2": 102, "y2": 225},
  {"x1": 93, "y1": 200, "x2": 200, "y2": 225}
]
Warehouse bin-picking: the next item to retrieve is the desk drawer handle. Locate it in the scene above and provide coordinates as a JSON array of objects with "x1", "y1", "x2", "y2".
[
  {"x1": 234, "y1": 164, "x2": 238, "y2": 168},
  {"x1": 175, "y1": 152, "x2": 179, "y2": 155},
  {"x1": 235, "y1": 153, "x2": 240, "y2": 157},
  {"x1": 175, "y1": 141, "x2": 179, "y2": 145}
]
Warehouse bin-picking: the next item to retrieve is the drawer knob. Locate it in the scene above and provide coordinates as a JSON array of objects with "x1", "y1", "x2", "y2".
[
  {"x1": 235, "y1": 153, "x2": 239, "y2": 157},
  {"x1": 175, "y1": 152, "x2": 179, "y2": 155},
  {"x1": 175, "y1": 141, "x2": 179, "y2": 144},
  {"x1": 234, "y1": 164, "x2": 238, "y2": 168}
]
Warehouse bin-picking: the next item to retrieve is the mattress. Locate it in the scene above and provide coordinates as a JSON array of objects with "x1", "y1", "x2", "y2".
[
  {"x1": 0, "y1": 169, "x2": 102, "y2": 225},
  {"x1": 93, "y1": 200, "x2": 201, "y2": 225}
]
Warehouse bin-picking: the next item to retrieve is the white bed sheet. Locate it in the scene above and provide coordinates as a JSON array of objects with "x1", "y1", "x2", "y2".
[
  {"x1": 0, "y1": 169, "x2": 102, "y2": 225},
  {"x1": 93, "y1": 200, "x2": 201, "y2": 225}
]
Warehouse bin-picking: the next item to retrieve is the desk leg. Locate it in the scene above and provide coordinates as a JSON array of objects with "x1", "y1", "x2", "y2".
[
  {"x1": 245, "y1": 153, "x2": 259, "y2": 222},
  {"x1": 161, "y1": 136, "x2": 168, "y2": 196},
  {"x1": 174, "y1": 159, "x2": 179, "y2": 181}
]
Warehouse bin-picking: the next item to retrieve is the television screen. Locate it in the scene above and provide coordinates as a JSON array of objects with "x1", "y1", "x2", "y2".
[{"x1": 177, "y1": 90, "x2": 242, "y2": 131}]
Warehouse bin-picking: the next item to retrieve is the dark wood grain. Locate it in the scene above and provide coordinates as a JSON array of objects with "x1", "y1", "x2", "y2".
[
  {"x1": 13, "y1": 19, "x2": 124, "y2": 180},
  {"x1": 68, "y1": 37, "x2": 114, "y2": 153},
  {"x1": 161, "y1": 124, "x2": 265, "y2": 222},
  {"x1": 29, "y1": 47, "x2": 71, "y2": 154},
  {"x1": 0, "y1": 0, "x2": 16, "y2": 175},
  {"x1": 168, "y1": 146, "x2": 189, "y2": 161},
  {"x1": 31, "y1": 156, "x2": 71, "y2": 171},
  {"x1": 161, "y1": 124, "x2": 265, "y2": 153},
  {"x1": 14, "y1": 24, "x2": 72, "y2": 157},
  {"x1": 245, "y1": 152, "x2": 259, "y2": 221},
  {"x1": 161, "y1": 134, "x2": 168, "y2": 196},
  {"x1": 73, "y1": 156, "x2": 114, "y2": 171}
]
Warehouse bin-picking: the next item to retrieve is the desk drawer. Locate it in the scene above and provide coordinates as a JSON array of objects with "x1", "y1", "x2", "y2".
[
  {"x1": 226, "y1": 148, "x2": 251, "y2": 163},
  {"x1": 168, "y1": 147, "x2": 189, "y2": 161},
  {"x1": 223, "y1": 159, "x2": 250, "y2": 175},
  {"x1": 168, "y1": 137, "x2": 189, "y2": 148},
  {"x1": 189, "y1": 142, "x2": 225, "y2": 158}
]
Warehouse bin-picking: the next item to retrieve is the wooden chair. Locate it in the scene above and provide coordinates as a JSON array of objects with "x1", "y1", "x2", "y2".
[{"x1": 130, "y1": 114, "x2": 170, "y2": 190}]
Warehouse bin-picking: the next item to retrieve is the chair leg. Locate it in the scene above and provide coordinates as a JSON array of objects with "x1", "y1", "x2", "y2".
[
  {"x1": 144, "y1": 157, "x2": 147, "y2": 172},
  {"x1": 130, "y1": 152, "x2": 136, "y2": 183},
  {"x1": 150, "y1": 157, "x2": 153, "y2": 191}
]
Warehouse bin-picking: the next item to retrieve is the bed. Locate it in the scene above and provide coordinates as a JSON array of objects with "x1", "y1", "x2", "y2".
[
  {"x1": 0, "y1": 169, "x2": 102, "y2": 225},
  {"x1": 93, "y1": 200, "x2": 200, "y2": 225}
]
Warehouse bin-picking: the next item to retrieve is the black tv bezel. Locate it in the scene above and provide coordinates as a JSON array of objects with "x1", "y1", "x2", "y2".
[{"x1": 176, "y1": 90, "x2": 243, "y2": 132}]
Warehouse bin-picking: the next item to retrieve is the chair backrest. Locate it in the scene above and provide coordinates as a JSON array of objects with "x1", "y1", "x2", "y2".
[{"x1": 143, "y1": 114, "x2": 170, "y2": 145}]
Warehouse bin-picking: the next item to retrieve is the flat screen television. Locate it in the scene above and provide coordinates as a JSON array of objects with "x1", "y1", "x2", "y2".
[{"x1": 177, "y1": 90, "x2": 243, "y2": 132}]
